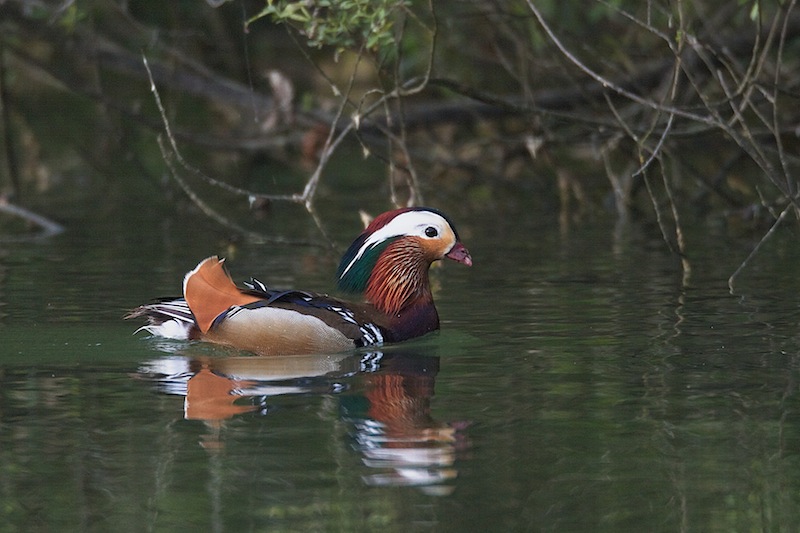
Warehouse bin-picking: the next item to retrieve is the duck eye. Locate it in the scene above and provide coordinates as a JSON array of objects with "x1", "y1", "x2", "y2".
[{"x1": 424, "y1": 226, "x2": 438, "y2": 238}]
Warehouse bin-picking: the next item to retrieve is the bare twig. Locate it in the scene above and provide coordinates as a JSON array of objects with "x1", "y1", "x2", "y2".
[
  {"x1": 0, "y1": 198, "x2": 64, "y2": 241},
  {"x1": 660, "y1": 158, "x2": 691, "y2": 285},
  {"x1": 143, "y1": 54, "x2": 333, "y2": 246},
  {"x1": 155, "y1": 136, "x2": 320, "y2": 246},
  {"x1": 728, "y1": 202, "x2": 794, "y2": 293},
  {"x1": 298, "y1": 47, "x2": 368, "y2": 209},
  {"x1": 528, "y1": 0, "x2": 800, "y2": 287},
  {"x1": 381, "y1": 3, "x2": 439, "y2": 207},
  {"x1": 642, "y1": 168, "x2": 679, "y2": 254},
  {"x1": 773, "y1": 0, "x2": 798, "y2": 198},
  {"x1": 394, "y1": 0, "x2": 437, "y2": 98},
  {"x1": 524, "y1": 0, "x2": 717, "y2": 126},
  {"x1": 142, "y1": 55, "x2": 301, "y2": 204}
]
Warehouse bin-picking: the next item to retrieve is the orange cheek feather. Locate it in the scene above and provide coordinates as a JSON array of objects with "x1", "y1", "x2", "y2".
[{"x1": 419, "y1": 234, "x2": 455, "y2": 261}]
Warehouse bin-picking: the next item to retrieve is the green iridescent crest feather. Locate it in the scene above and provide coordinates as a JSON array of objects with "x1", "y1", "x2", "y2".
[{"x1": 336, "y1": 237, "x2": 398, "y2": 293}]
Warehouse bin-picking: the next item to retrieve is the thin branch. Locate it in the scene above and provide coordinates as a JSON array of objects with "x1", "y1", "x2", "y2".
[
  {"x1": 143, "y1": 54, "x2": 333, "y2": 246},
  {"x1": 596, "y1": 0, "x2": 674, "y2": 50},
  {"x1": 394, "y1": 0, "x2": 437, "y2": 98},
  {"x1": 524, "y1": 0, "x2": 716, "y2": 126},
  {"x1": 728, "y1": 202, "x2": 794, "y2": 294},
  {"x1": 383, "y1": 4, "x2": 438, "y2": 206},
  {"x1": 642, "y1": 170, "x2": 678, "y2": 257},
  {"x1": 679, "y1": 36, "x2": 800, "y2": 213},
  {"x1": 0, "y1": 198, "x2": 64, "y2": 241},
  {"x1": 330, "y1": 0, "x2": 438, "y2": 207},
  {"x1": 715, "y1": 67, "x2": 783, "y2": 194},
  {"x1": 773, "y1": 0, "x2": 798, "y2": 198},
  {"x1": 659, "y1": 157, "x2": 691, "y2": 285},
  {"x1": 156, "y1": 136, "x2": 319, "y2": 246},
  {"x1": 299, "y1": 46, "x2": 369, "y2": 208},
  {"x1": 600, "y1": 139, "x2": 629, "y2": 216},
  {"x1": 142, "y1": 55, "x2": 302, "y2": 204}
]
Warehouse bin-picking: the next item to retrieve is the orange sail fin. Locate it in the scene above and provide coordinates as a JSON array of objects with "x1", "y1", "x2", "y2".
[{"x1": 183, "y1": 256, "x2": 261, "y2": 333}]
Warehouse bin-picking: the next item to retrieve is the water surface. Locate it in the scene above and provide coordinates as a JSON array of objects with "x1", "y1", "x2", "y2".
[{"x1": 2, "y1": 185, "x2": 800, "y2": 532}]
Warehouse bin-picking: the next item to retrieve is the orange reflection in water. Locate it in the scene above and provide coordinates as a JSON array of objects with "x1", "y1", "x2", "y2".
[{"x1": 139, "y1": 350, "x2": 468, "y2": 493}]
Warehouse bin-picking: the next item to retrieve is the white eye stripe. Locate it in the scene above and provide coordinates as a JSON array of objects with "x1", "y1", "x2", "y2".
[{"x1": 339, "y1": 211, "x2": 450, "y2": 278}]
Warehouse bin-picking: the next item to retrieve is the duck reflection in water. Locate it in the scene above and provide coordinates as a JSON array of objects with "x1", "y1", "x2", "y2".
[
  {"x1": 342, "y1": 353, "x2": 464, "y2": 494},
  {"x1": 138, "y1": 349, "x2": 468, "y2": 494}
]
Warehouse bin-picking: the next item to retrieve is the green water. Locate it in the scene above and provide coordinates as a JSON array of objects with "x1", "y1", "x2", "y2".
[{"x1": 2, "y1": 177, "x2": 800, "y2": 532}]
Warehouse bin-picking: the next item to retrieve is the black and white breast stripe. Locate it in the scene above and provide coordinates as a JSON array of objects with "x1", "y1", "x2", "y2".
[{"x1": 324, "y1": 304, "x2": 385, "y2": 347}]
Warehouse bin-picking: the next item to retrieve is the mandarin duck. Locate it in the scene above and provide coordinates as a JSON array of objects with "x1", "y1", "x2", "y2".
[{"x1": 128, "y1": 207, "x2": 472, "y2": 355}]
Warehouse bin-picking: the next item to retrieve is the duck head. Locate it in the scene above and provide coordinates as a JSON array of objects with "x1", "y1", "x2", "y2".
[{"x1": 336, "y1": 207, "x2": 472, "y2": 315}]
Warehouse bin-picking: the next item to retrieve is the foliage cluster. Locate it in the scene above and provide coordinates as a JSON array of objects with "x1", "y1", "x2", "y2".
[{"x1": 247, "y1": 0, "x2": 409, "y2": 53}]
